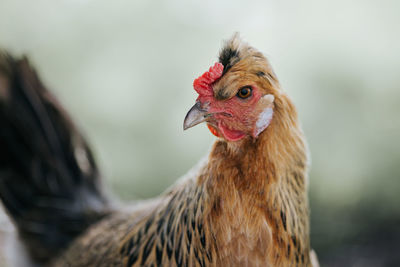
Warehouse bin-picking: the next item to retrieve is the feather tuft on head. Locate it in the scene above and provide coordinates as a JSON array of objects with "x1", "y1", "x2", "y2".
[{"x1": 193, "y1": 62, "x2": 223, "y2": 97}]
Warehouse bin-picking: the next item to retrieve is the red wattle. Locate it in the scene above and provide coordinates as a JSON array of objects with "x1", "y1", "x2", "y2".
[
  {"x1": 207, "y1": 124, "x2": 220, "y2": 137},
  {"x1": 218, "y1": 122, "x2": 246, "y2": 142}
]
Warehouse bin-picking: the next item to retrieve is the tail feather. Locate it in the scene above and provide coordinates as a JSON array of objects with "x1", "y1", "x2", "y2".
[{"x1": 0, "y1": 53, "x2": 110, "y2": 264}]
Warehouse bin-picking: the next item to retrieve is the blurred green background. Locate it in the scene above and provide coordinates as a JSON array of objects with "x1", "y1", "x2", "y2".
[{"x1": 1, "y1": 0, "x2": 400, "y2": 266}]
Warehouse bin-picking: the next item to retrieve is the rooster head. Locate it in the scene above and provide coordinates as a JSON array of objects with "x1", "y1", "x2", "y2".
[{"x1": 184, "y1": 34, "x2": 279, "y2": 142}]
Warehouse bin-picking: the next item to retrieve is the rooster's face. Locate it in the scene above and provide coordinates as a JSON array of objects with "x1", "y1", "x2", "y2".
[{"x1": 184, "y1": 35, "x2": 277, "y2": 142}]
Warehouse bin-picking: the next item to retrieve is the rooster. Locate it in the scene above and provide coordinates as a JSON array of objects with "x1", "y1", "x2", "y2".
[{"x1": 0, "y1": 34, "x2": 318, "y2": 266}]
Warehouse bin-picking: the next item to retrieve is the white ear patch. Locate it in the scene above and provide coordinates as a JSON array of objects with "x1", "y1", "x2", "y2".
[{"x1": 253, "y1": 94, "x2": 274, "y2": 137}]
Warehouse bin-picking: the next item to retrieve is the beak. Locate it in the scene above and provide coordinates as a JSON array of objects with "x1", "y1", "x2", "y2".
[{"x1": 183, "y1": 102, "x2": 209, "y2": 130}]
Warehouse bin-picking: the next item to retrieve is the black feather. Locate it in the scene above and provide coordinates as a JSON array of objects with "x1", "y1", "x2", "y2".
[
  {"x1": 218, "y1": 47, "x2": 240, "y2": 75},
  {"x1": 0, "y1": 53, "x2": 110, "y2": 264}
]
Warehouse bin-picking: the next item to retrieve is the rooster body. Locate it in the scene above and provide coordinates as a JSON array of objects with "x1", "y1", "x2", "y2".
[{"x1": 0, "y1": 35, "x2": 317, "y2": 267}]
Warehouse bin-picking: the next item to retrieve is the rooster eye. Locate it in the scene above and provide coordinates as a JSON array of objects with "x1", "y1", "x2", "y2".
[{"x1": 237, "y1": 86, "x2": 252, "y2": 99}]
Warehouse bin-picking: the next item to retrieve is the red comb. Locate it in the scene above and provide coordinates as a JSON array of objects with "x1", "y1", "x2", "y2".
[{"x1": 193, "y1": 62, "x2": 224, "y2": 97}]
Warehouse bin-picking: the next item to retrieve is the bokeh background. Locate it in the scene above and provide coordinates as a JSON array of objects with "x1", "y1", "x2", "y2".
[{"x1": 1, "y1": 0, "x2": 400, "y2": 266}]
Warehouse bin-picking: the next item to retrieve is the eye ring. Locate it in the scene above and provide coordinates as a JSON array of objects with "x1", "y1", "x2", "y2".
[{"x1": 236, "y1": 86, "x2": 252, "y2": 99}]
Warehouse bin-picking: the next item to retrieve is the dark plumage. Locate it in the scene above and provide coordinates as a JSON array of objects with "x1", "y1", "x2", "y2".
[{"x1": 0, "y1": 54, "x2": 110, "y2": 264}]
